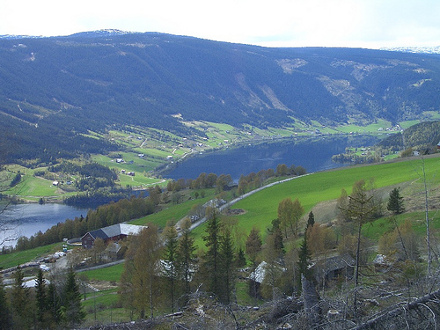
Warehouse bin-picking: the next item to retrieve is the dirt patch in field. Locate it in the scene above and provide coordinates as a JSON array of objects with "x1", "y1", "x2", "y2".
[
  {"x1": 88, "y1": 280, "x2": 118, "y2": 291},
  {"x1": 225, "y1": 208, "x2": 247, "y2": 216}
]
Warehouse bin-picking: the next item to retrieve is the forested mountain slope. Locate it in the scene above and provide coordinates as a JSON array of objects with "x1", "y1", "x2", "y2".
[{"x1": 1, "y1": 31, "x2": 440, "y2": 161}]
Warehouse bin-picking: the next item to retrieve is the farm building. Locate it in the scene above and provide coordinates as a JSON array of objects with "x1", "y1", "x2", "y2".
[
  {"x1": 312, "y1": 254, "x2": 355, "y2": 285},
  {"x1": 81, "y1": 223, "x2": 147, "y2": 249}
]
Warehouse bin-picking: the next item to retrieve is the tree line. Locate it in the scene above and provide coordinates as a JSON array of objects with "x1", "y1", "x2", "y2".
[
  {"x1": 14, "y1": 194, "x2": 157, "y2": 251},
  {"x1": 0, "y1": 267, "x2": 85, "y2": 329},
  {"x1": 11, "y1": 162, "x2": 302, "y2": 253}
]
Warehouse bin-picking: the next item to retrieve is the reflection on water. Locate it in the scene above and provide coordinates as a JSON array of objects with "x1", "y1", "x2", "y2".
[
  {"x1": 0, "y1": 203, "x2": 88, "y2": 248},
  {"x1": 164, "y1": 135, "x2": 379, "y2": 181}
]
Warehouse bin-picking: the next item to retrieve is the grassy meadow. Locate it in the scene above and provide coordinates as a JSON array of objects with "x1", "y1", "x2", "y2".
[
  {"x1": 0, "y1": 243, "x2": 62, "y2": 269},
  {"x1": 193, "y1": 154, "x2": 440, "y2": 244}
]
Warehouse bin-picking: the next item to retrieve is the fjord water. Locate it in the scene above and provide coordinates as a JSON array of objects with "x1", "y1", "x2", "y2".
[{"x1": 164, "y1": 135, "x2": 379, "y2": 181}]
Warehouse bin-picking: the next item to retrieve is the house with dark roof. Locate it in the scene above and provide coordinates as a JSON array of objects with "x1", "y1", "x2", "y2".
[
  {"x1": 312, "y1": 254, "x2": 355, "y2": 285},
  {"x1": 81, "y1": 223, "x2": 147, "y2": 249}
]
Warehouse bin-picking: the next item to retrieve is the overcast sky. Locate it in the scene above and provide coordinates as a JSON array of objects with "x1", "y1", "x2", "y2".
[{"x1": 1, "y1": 0, "x2": 440, "y2": 48}]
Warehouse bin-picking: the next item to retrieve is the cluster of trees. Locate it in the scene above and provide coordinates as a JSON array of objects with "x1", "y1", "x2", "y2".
[
  {"x1": 237, "y1": 164, "x2": 306, "y2": 195},
  {"x1": 45, "y1": 161, "x2": 126, "y2": 207},
  {"x1": 118, "y1": 196, "x2": 313, "y2": 319},
  {"x1": 120, "y1": 220, "x2": 196, "y2": 318},
  {"x1": 119, "y1": 215, "x2": 247, "y2": 318},
  {"x1": 0, "y1": 267, "x2": 84, "y2": 329},
  {"x1": 49, "y1": 162, "x2": 117, "y2": 181},
  {"x1": 332, "y1": 152, "x2": 382, "y2": 165},
  {"x1": 167, "y1": 163, "x2": 305, "y2": 197},
  {"x1": 63, "y1": 188, "x2": 134, "y2": 208},
  {"x1": 165, "y1": 172, "x2": 233, "y2": 193}
]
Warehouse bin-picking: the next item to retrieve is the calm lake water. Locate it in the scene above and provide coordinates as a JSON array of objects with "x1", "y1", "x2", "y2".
[
  {"x1": 1, "y1": 134, "x2": 378, "y2": 247},
  {"x1": 0, "y1": 203, "x2": 89, "y2": 248},
  {"x1": 164, "y1": 135, "x2": 379, "y2": 181}
]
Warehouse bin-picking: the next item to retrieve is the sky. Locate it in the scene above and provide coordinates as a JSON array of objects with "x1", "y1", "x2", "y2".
[{"x1": 1, "y1": 0, "x2": 440, "y2": 49}]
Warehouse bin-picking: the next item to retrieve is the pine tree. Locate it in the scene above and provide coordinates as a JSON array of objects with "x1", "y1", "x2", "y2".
[
  {"x1": 298, "y1": 234, "x2": 313, "y2": 282},
  {"x1": 219, "y1": 228, "x2": 235, "y2": 304},
  {"x1": 235, "y1": 247, "x2": 247, "y2": 267},
  {"x1": 62, "y1": 267, "x2": 85, "y2": 327},
  {"x1": 387, "y1": 187, "x2": 405, "y2": 214},
  {"x1": 201, "y1": 212, "x2": 222, "y2": 299},
  {"x1": 163, "y1": 224, "x2": 179, "y2": 312},
  {"x1": 0, "y1": 274, "x2": 11, "y2": 329},
  {"x1": 307, "y1": 211, "x2": 315, "y2": 229},
  {"x1": 10, "y1": 267, "x2": 33, "y2": 329},
  {"x1": 176, "y1": 219, "x2": 196, "y2": 299},
  {"x1": 35, "y1": 268, "x2": 48, "y2": 326},
  {"x1": 245, "y1": 227, "x2": 262, "y2": 267},
  {"x1": 47, "y1": 281, "x2": 62, "y2": 327}
]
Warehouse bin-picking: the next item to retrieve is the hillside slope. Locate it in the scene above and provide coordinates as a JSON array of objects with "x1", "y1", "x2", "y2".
[{"x1": 2, "y1": 31, "x2": 440, "y2": 161}]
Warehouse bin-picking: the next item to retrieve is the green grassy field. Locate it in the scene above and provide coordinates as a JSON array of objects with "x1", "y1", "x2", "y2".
[
  {"x1": 192, "y1": 155, "x2": 440, "y2": 242},
  {"x1": 0, "y1": 243, "x2": 62, "y2": 269},
  {"x1": 129, "y1": 190, "x2": 215, "y2": 228},
  {"x1": 361, "y1": 210, "x2": 440, "y2": 240},
  {"x1": 80, "y1": 263, "x2": 125, "y2": 282}
]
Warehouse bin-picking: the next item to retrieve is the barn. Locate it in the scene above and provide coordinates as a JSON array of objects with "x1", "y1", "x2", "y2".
[{"x1": 81, "y1": 223, "x2": 147, "y2": 249}]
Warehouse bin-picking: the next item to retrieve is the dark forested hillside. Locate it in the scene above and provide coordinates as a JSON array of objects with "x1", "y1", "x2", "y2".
[
  {"x1": 2, "y1": 31, "x2": 440, "y2": 161},
  {"x1": 377, "y1": 120, "x2": 440, "y2": 150}
]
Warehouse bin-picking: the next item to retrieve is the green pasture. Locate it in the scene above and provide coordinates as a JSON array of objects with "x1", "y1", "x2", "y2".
[
  {"x1": 192, "y1": 155, "x2": 440, "y2": 243},
  {"x1": 3, "y1": 165, "x2": 60, "y2": 199},
  {"x1": 362, "y1": 210, "x2": 440, "y2": 240},
  {"x1": 81, "y1": 288, "x2": 130, "y2": 326},
  {"x1": 80, "y1": 263, "x2": 124, "y2": 282},
  {"x1": 92, "y1": 153, "x2": 162, "y2": 172},
  {"x1": 10, "y1": 174, "x2": 60, "y2": 198},
  {"x1": 130, "y1": 191, "x2": 214, "y2": 229},
  {"x1": 91, "y1": 154, "x2": 164, "y2": 187},
  {"x1": 0, "y1": 243, "x2": 62, "y2": 269},
  {"x1": 334, "y1": 119, "x2": 394, "y2": 135},
  {"x1": 81, "y1": 288, "x2": 119, "y2": 309}
]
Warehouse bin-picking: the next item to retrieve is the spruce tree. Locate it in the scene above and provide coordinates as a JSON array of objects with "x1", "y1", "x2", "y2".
[
  {"x1": 387, "y1": 187, "x2": 405, "y2": 214},
  {"x1": 176, "y1": 219, "x2": 196, "y2": 300},
  {"x1": 163, "y1": 224, "x2": 179, "y2": 312},
  {"x1": 47, "y1": 281, "x2": 62, "y2": 327},
  {"x1": 0, "y1": 274, "x2": 11, "y2": 329},
  {"x1": 35, "y1": 268, "x2": 48, "y2": 326},
  {"x1": 235, "y1": 247, "x2": 247, "y2": 267},
  {"x1": 10, "y1": 267, "x2": 33, "y2": 329},
  {"x1": 62, "y1": 267, "x2": 85, "y2": 327},
  {"x1": 201, "y1": 212, "x2": 222, "y2": 299},
  {"x1": 245, "y1": 227, "x2": 262, "y2": 267},
  {"x1": 297, "y1": 233, "x2": 313, "y2": 291},
  {"x1": 219, "y1": 228, "x2": 235, "y2": 304},
  {"x1": 307, "y1": 211, "x2": 315, "y2": 229}
]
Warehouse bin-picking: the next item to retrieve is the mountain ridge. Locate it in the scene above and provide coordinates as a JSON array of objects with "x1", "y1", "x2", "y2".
[{"x1": 1, "y1": 31, "x2": 440, "y2": 162}]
